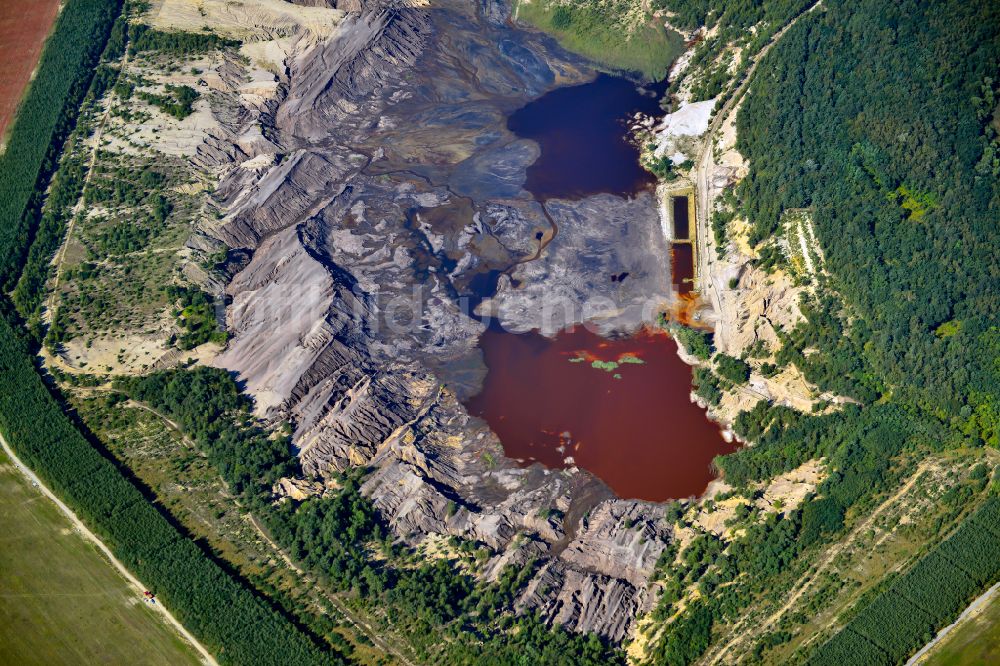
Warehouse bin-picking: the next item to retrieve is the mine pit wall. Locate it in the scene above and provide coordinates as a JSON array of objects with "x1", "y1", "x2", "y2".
[{"x1": 191, "y1": 0, "x2": 680, "y2": 645}]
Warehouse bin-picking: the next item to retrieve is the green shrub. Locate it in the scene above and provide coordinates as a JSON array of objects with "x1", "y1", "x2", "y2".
[
  {"x1": 138, "y1": 84, "x2": 199, "y2": 119},
  {"x1": 551, "y1": 6, "x2": 573, "y2": 29},
  {"x1": 693, "y1": 367, "x2": 722, "y2": 406},
  {"x1": 128, "y1": 24, "x2": 238, "y2": 56},
  {"x1": 716, "y1": 353, "x2": 750, "y2": 384},
  {"x1": 672, "y1": 324, "x2": 714, "y2": 360}
]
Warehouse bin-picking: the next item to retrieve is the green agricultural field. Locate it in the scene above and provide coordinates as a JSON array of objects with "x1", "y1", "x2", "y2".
[
  {"x1": 515, "y1": 0, "x2": 683, "y2": 80},
  {"x1": 927, "y1": 590, "x2": 1000, "y2": 666},
  {"x1": 0, "y1": 451, "x2": 202, "y2": 666}
]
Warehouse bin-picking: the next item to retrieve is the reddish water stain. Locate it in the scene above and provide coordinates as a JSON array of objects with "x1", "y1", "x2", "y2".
[{"x1": 464, "y1": 326, "x2": 736, "y2": 501}]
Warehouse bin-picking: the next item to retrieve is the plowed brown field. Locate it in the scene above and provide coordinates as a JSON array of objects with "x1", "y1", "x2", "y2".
[{"x1": 0, "y1": 0, "x2": 61, "y2": 145}]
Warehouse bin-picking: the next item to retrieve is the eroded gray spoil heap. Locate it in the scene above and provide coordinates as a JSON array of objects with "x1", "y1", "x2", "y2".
[{"x1": 197, "y1": 0, "x2": 673, "y2": 641}]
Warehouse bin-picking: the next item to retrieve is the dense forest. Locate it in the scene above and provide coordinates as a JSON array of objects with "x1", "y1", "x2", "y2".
[
  {"x1": 709, "y1": 0, "x2": 1000, "y2": 660},
  {"x1": 736, "y1": 0, "x2": 1000, "y2": 423},
  {"x1": 128, "y1": 24, "x2": 238, "y2": 56},
  {"x1": 635, "y1": 0, "x2": 1000, "y2": 662}
]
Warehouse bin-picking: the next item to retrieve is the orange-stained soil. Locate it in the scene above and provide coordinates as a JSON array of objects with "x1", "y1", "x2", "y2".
[
  {"x1": 0, "y1": 0, "x2": 61, "y2": 145},
  {"x1": 464, "y1": 326, "x2": 736, "y2": 501},
  {"x1": 670, "y1": 292, "x2": 705, "y2": 329}
]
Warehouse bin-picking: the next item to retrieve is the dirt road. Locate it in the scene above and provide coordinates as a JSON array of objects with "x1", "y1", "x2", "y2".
[
  {"x1": 46, "y1": 48, "x2": 131, "y2": 324},
  {"x1": 692, "y1": 0, "x2": 823, "y2": 342},
  {"x1": 906, "y1": 581, "x2": 1000, "y2": 665},
  {"x1": 709, "y1": 460, "x2": 930, "y2": 664},
  {"x1": 0, "y1": 431, "x2": 219, "y2": 666}
]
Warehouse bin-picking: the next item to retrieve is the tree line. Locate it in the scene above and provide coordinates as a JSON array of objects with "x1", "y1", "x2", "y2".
[
  {"x1": 0, "y1": 3, "x2": 350, "y2": 663},
  {"x1": 811, "y1": 497, "x2": 1000, "y2": 665},
  {"x1": 117, "y1": 366, "x2": 624, "y2": 665},
  {"x1": 0, "y1": 318, "x2": 344, "y2": 665}
]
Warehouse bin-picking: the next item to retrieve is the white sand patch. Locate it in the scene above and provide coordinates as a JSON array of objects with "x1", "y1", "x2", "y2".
[
  {"x1": 653, "y1": 98, "x2": 715, "y2": 164},
  {"x1": 100, "y1": 52, "x2": 222, "y2": 157},
  {"x1": 655, "y1": 183, "x2": 673, "y2": 242},
  {"x1": 61, "y1": 333, "x2": 170, "y2": 374},
  {"x1": 130, "y1": 96, "x2": 218, "y2": 158},
  {"x1": 241, "y1": 38, "x2": 294, "y2": 76},
  {"x1": 693, "y1": 496, "x2": 749, "y2": 538},
  {"x1": 239, "y1": 152, "x2": 278, "y2": 170},
  {"x1": 657, "y1": 98, "x2": 715, "y2": 138}
]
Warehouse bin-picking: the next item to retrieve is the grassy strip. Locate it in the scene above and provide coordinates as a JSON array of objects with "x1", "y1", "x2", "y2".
[
  {"x1": 0, "y1": 0, "x2": 123, "y2": 291},
  {"x1": 810, "y1": 498, "x2": 1000, "y2": 665},
  {"x1": 0, "y1": 317, "x2": 340, "y2": 666},
  {"x1": 515, "y1": 0, "x2": 683, "y2": 80},
  {"x1": 0, "y1": 449, "x2": 203, "y2": 665}
]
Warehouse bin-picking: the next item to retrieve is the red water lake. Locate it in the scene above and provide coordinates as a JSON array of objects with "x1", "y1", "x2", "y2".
[{"x1": 463, "y1": 326, "x2": 736, "y2": 501}]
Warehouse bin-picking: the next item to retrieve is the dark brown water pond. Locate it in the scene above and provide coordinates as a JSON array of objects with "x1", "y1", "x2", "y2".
[
  {"x1": 507, "y1": 73, "x2": 666, "y2": 200},
  {"x1": 672, "y1": 243, "x2": 694, "y2": 295},
  {"x1": 673, "y1": 195, "x2": 690, "y2": 239},
  {"x1": 463, "y1": 326, "x2": 736, "y2": 501}
]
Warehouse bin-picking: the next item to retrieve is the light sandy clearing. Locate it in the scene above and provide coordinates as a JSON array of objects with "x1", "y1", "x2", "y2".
[
  {"x1": 148, "y1": 0, "x2": 343, "y2": 42},
  {"x1": 653, "y1": 98, "x2": 715, "y2": 164}
]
